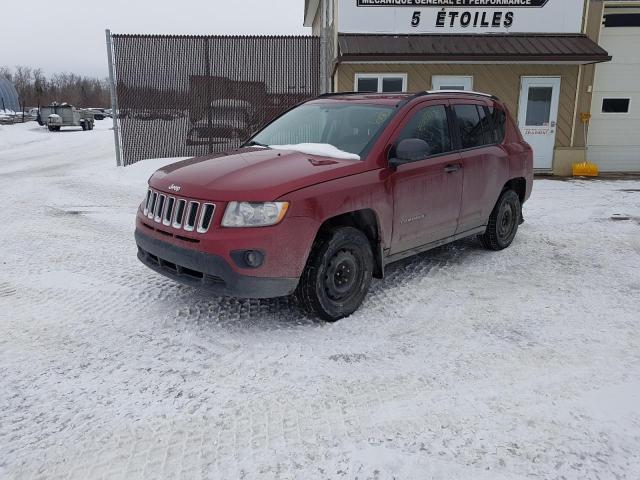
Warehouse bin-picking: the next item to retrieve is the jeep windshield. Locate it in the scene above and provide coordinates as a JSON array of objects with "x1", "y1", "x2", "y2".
[{"x1": 246, "y1": 103, "x2": 394, "y2": 159}]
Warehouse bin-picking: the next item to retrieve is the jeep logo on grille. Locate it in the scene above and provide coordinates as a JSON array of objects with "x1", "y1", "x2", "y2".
[{"x1": 168, "y1": 184, "x2": 181, "y2": 192}]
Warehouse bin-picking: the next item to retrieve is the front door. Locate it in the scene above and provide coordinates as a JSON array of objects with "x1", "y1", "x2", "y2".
[
  {"x1": 517, "y1": 76, "x2": 561, "y2": 170},
  {"x1": 389, "y1": 102, "x2": 464, "y2": 254}
]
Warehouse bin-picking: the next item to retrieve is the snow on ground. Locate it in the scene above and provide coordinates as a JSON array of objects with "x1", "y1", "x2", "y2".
[{"x1": 1, "y1": 120, "x2": 640, "y2": 480}]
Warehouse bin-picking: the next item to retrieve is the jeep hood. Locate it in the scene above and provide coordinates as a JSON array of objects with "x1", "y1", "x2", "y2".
[{"x1": 148, "y1": 147, "x2": 370, "y2": 201}]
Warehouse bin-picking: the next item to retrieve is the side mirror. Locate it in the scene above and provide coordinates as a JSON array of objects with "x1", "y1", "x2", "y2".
[{"x1": 389, "y1": 138, "x2": 431, "y2": 169}]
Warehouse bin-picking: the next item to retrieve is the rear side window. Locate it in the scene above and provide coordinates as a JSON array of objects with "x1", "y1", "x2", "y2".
[
  {"x1": 397, "y1": 105, "x2": 452, "y2": 156},
  {"x1": 477, "y1": 106, "x2": 493, "y2": 145},
  {"x1": 488, "y1": 107, "x2": 506, "y2": 143},
  {"x1": 454, "y1": 105, "x2": 484, "y2": 149}
]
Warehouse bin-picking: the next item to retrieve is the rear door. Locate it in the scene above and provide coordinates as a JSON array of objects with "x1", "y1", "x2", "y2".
[
  {"x1": 389, "y1": 101, "x2": 464, "y2": 254},
  {"x1": 450, "y1": 101, "x2": 510, "y2": 233}
]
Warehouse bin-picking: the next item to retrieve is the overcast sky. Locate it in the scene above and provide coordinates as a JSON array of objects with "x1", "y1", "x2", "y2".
[{"x1": 0, "y1": 0, "x2": 309, "y2": 78}]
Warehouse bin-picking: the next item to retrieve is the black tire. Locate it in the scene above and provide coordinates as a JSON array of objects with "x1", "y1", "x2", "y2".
[
  {"x1": 480, "y1": 189, "x2": 521, "y2": 251},
  {"x1": 47, "y1": 125, "x2": 54, "y2": 132},
  {"x1": 295, "y1": 226, "x2": 374, "y2": 322},
  {"x1": 81, "y1": 122, "x2": 87, "y2": 131}
]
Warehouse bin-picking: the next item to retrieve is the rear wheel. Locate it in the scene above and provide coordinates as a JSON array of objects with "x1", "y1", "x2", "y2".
[
  {"x1": 295, "y1": 226, "x2": 374, "y2": 322},
  {"x1": 480, "y1": 189, "x2": 521, "y2": 251},
  {"x1": 81, "y1": 122, "x2": 87, "y2": 131}
]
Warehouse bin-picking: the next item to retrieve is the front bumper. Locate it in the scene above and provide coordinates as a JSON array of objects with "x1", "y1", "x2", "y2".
[{"x1": 135, "y1": 229, "x2": 298, "y2": 298}]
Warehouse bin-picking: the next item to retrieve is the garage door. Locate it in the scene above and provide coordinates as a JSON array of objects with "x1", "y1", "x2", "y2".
[{"x1": 588, "y1": 8, "x2": 640, "y2": 172}]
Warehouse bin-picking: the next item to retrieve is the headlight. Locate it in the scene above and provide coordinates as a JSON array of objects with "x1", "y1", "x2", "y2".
[{"x1": 221, "y1": 201, "x2": 289, "y2": 227}]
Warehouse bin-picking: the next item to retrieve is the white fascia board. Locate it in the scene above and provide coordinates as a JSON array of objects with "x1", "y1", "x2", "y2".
[{"x1": 304, "y1": 0, "x2": 321, "y2": 27}]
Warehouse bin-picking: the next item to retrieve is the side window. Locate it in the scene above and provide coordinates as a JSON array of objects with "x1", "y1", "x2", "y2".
[
  {"x1": 488, "y1": 106, "x2": 506, "y2": 143},
  {"x1": 397, "y1": 105, "x2": 452, "y2": 157},
  {"x1": 477, "y1": 106, "x2": 493, "y2": 145},
  {"x1": 454, "y1": 105, "x2": 484, "y2": 149}
]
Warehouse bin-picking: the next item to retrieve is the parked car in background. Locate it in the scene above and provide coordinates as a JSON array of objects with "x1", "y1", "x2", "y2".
[
  {"x1": 10, "y1": 109, "x2": 38, "y2": 123},
  {"x1": 39, "y1": 103, "x2": 95, "y2": 131},
  {"x1": 0, "y1": 109, "x2": 16, "y2": 124},
  {"x1": 135, "y1": 91, "x2": 533, "y2": 321},
  {"x1": 87, "y1": 108, "x2": 111, "y2": 120},
  {"x1": 186, "y1": 99, "x2": 258, "y2": 146}
]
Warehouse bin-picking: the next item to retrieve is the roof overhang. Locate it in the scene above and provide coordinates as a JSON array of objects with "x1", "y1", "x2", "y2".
[
  {"x1": 304, "y1": 0, "x2": 320, "y2": 27},
  {"x1": 338, "y1": 34, "x2": 612, "y2": 65}
]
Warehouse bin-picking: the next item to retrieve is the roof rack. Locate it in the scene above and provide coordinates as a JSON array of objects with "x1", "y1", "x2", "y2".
[
  {"x1": 394, "y1": 90, "x2": 499, "y2": 108},
  {"x1": 315, "y1": 91, "x2": 410, "y2": 98},
  {"x1": 314, "y1": 90, "x2": 499, "y2": 112},
  {"x1": 426, "y1": 90, "x2": 499, "y2": 100},
  {"x1": 317, "y1": 90, "x2": 499, "y2": 101}
]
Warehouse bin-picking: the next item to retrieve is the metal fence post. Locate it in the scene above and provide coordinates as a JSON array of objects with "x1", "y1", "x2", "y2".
[
  {"x1": 205, "y1": 38, "x2": 213, "y2": 155},
  {"x1": 105, "y1": 29, "x2": 123, "y2": 166},
  {"x1": 320, "y1": 0, "x2": 327, "y2": 94}
]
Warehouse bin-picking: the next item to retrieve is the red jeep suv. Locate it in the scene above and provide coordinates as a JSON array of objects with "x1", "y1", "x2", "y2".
[{"x1": 135, "y1": 91, "x2": 533, "y2": 320}]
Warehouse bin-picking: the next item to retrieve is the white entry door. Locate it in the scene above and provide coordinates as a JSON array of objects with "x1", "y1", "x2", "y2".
[
  {"x1": 517, "y1": 77, "x2": 561, "y2": 170},
  {"x1": 432, "y1": 75, "x2": 473, "y2": 91}
]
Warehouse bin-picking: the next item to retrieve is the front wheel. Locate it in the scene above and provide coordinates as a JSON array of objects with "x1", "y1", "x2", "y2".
[
  {"x1": 480, "y1": 189, "x2": 521, "y2": 251},
  {"x1": 295, "y1": 226, "x2": 374, "y2": 322}
]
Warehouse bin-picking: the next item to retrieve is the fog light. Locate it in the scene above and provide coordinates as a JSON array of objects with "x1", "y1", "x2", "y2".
[
  {"x1": 231, "y1": 249, "x2": 265, "y2": 269},
  {"x1": 245, "y1": 250, "x2": 262, "y2": 267}
]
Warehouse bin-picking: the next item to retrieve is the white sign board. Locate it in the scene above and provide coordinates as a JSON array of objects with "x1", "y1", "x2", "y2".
[{"x1": 338, "y1": 0, "x2": 585, "y2": 34}]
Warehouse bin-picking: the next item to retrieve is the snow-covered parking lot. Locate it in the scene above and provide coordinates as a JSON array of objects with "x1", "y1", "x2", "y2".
[{"x1": 1, "y1": 121, "x2": 640, "y2": 479}]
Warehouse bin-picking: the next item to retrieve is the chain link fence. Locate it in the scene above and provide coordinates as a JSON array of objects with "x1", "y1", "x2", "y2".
[{"x1": 110, "y1": 35, "x2": 320, "y2": 165}]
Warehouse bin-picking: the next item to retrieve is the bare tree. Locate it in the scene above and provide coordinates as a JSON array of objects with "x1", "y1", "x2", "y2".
[
  {"x1": 0, "y1": 66, "x2": 12, "y2": 81},
  {"x1": 0, "y1": 66, "x2": 110, "y2": 108}
]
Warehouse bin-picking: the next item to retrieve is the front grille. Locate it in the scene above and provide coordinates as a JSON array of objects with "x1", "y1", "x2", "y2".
[{"x1": 143, "y1": 188, "x2": 215, "y2": 234}]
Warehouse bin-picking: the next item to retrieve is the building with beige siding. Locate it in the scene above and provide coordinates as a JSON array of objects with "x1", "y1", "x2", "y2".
[{"x1": 304, "y1": 0, "x2": 628, "y2": 175}]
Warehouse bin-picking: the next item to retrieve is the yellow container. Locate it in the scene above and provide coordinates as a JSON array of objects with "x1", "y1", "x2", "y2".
[{"x1": 572, "y1": 161, "x2": 599, "y2": 177}]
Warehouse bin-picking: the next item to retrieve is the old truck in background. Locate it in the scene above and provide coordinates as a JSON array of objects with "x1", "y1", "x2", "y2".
[{"x1": 39, "y1": 103, "x2": 95, "y2": 131}]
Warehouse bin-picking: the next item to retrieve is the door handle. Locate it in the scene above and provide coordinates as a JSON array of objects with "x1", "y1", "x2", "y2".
[{"x1": 444, "y1": 164, "x2": 461, "y2": 173}]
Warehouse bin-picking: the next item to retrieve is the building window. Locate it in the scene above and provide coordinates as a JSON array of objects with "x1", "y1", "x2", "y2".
[
  {"x1": 525, "y1": 87, "x2": 554, "y2": 126},
  {"x1": 432, "y1": 75, "x2": 473, "y2": 91},
  {"x1": 602, "y1": 98, "x2": 630, "y2": 114},
  {"x1": 603, "y1": 13, "x2": 640, "y2": 28},
  {"x1": 355, "y1": 74, "x2": 407, "y2": 93}
]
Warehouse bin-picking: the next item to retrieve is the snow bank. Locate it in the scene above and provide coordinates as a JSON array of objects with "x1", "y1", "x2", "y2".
[
  {"x1": 0, "y1": 121, "x2": 185, "y2": 190},
  {"x1": 96, "y1": 157, "x2": 187, "y2": 190},
  {"x1": 269, "y1": 143, "x2": 360, "y2": 160}
]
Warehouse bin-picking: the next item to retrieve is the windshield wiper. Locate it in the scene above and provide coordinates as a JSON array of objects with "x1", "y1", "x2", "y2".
[{"x1": 244, "y1": 140, "x2": 269, "y2": 148}]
